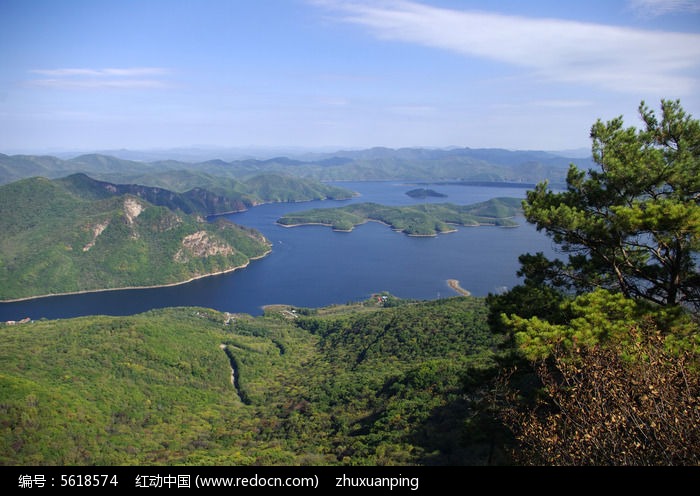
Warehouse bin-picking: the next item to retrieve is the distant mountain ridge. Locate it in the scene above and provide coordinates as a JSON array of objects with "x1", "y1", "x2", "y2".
[{"x1": 0, "y1": 146, "x2": 591, "y2": 186}]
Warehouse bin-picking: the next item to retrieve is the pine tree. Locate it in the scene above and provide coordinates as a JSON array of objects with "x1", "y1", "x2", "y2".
[{"x1": 522, "y1": 99, "x2": 700, "y2": 308}]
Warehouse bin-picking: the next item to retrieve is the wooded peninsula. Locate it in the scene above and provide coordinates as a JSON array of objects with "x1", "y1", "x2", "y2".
[{"x1": 277, "y1": 198, "x2": 522, "y2": 236}]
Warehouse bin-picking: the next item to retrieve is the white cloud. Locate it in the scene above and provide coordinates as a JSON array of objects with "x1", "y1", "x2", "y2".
[
  {"x1": 29, "y1": 67, "x2": 170, "y2": 89},
  {"x1": 315, "y1": 0, "x2": 700, "y2": 95}
]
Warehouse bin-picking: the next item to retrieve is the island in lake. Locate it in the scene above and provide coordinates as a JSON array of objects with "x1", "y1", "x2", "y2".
[
  {"x1": 406, "y1": 187, "x2": 447, "y2": 199},
  {"x1": 277, "y1": 197, "x2": 522, "y2": 236}
]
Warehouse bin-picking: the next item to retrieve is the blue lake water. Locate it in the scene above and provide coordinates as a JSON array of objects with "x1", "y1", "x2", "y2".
[{"x1": 0, "y1": 181, "x2": 560, "y2": 320}]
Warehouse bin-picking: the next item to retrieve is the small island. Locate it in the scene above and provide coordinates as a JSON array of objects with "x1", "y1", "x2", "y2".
[
  {"x1": 277, "y1": 197, "x2": 522, "y2": 236},
  {"x1": 406, "y1": 188, "x2": 447, "y2": 199}
]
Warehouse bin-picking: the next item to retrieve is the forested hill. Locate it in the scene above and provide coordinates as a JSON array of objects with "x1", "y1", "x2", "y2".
[
  {"x1": 0, "y1": 296, "x2": 506, "y2": 465},
  {"x1": 55, "y1": 172, "x2": 356, "y2": 216},
  {"x1": 0, "y1": 176, "x2": 272, "y2": 300},
  {"x1": 0, "y1": 147, "x2": 588, "y2": 185}
]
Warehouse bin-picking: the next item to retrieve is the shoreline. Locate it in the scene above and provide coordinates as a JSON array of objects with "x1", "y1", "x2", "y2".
[
  {"x1": 0, "y1": 249, "x2": 271, "y2": 304},
  {"x1": 277, "y1": 216, "x2": 514, "y2": 236},
  {"x1": 208, "y1": 194, "x2": 358, "y2": 219},
  {"x1": 447, "y1": 279, "x2": 471, "y2": 296},
  {"x1": 278, "y1": 218, "x2": 462, "y2": 237}
]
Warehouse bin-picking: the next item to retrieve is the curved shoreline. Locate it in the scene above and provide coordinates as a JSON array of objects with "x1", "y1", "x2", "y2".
[
  {"x1": 207, "y1": 194, "x2": 359, "y2": 219},
  {"x1": 447, "y1": 279, "x2": 471, "y2": 296},
  {"x1": 277, "y1": 218, "x2": 460, "y2": 237},
  {"x1": 0, "y1": 249, "x2": 271, "y2": 304}
]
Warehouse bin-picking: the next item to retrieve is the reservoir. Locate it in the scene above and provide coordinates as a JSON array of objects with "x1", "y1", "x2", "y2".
[{"x1": 0, "y1": 181, "x2": 559, "y2": 320}]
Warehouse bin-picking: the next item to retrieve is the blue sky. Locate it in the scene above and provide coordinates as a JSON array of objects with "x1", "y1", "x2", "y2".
[{"x1": 1, "y1": 0, "x2": 699, "y2": 154}]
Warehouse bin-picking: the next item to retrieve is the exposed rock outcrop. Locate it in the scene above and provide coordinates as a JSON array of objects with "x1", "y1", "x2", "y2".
[{"x1": 174, "y1": 230, "x2": 234, "y2": 262}]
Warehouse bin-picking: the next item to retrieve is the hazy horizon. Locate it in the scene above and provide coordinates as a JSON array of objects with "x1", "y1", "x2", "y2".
[{"x1": 0, "y1": 143, "x2": 594, "y2": 162}]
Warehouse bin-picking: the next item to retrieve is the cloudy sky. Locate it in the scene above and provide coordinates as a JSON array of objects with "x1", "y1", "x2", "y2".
[{"x1": 1, "y1": 0, "x2": 699, "y2": 154}]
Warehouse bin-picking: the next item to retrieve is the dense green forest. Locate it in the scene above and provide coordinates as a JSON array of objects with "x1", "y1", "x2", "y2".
[
  {"x1": 0, "y1": 296, "x2": 505, "y2": 465},
  {"x1": 277, "y1": 198, "x2": 522, "y2": 235}
]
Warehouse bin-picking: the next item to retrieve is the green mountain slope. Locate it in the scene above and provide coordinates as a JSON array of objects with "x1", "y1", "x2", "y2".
[
  {"x1": 241, "y1": 172, "x2": 354, "y2": 203},
  {"x1": 101, "y1": 169, "x2": 357, "y2": 207},
  {"x1": 56, "y1": 172, "x2": 356, "y2": 216},
  {"x1": 0, "y1": 153, "x2": 67, "y2": 184},
  {"x1": 0, "y1": 297, "x2": 503, "y2": 465},
  {"x1": 0, "y1": 177, "x2": 271, "y2": 300},
  {"x1": 55, "y1": 173, "x2": 251, "y2": 215},
  {"x1": 277, "y1": 198, "x2": 523, "y2": 235}
]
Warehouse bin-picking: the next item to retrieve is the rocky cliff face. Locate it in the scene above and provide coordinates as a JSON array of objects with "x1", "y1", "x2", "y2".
[
  {"x1": 123, "y1": 197, "x2": 144, "y2": 224},
  {"x1": 174, "y1": 230, "x2": 235, "y2": 263},
  {"x1": 82, "y1": 220, "x2": 110, "y2": 252}
]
